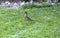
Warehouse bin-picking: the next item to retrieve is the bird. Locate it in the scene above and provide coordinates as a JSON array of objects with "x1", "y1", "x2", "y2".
[{"x1": 24, "y1": 11, "x2": 32, "y2": 21}]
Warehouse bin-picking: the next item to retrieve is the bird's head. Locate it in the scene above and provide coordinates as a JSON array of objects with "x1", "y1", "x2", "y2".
[{"x1": 25, "y1": 11, "x2": 28, "y2": 14}]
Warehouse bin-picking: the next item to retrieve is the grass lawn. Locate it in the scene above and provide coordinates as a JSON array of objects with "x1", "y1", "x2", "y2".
[{"x1": 0, "y1": 5, "x2": 60, "y2": 38}]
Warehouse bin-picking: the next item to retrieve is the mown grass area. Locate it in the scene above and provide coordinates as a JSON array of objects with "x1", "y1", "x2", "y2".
[{"x1": 0, "y1": 4, "x2": 60, "y2": 38}]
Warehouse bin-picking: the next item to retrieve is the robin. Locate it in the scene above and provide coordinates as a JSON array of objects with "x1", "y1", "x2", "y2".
[{"x1": 24, "y1": 11, "x2": 32, "y2": 21}]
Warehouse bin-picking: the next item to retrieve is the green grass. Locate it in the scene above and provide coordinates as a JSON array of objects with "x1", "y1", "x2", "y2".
[{"x1": 0, "y1": 5, "x2": 60, "y2": 38}]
